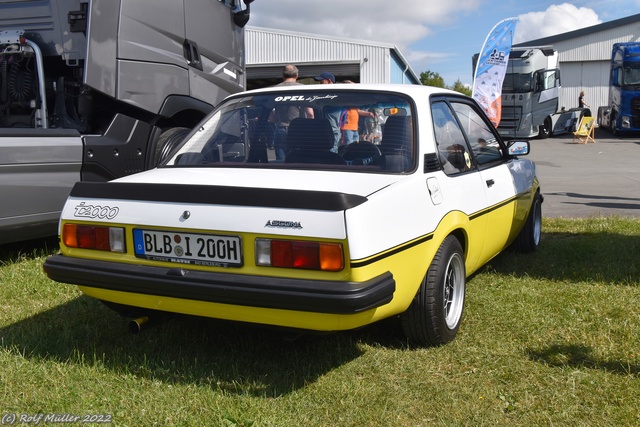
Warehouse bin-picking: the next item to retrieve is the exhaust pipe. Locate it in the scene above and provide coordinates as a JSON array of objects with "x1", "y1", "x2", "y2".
[
  {"x1": 128, "y1": 316, "x2": 149, "y2": 334},
  {"x1": 127, "y1": 313, "x2": 173, "y2": 334}
]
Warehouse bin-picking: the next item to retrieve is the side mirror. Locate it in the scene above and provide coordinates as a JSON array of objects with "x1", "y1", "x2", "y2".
[
  {"x1": 507, "y1": 140, "x2": 530, "y2": 156},
  {"x1": 233, "y1": 0, "x2": 254, "y2": 28},
  {"x1": 533, "y1": 72, "x2": 542, "y2": 93},
  {"x1": 612, "y1": 68, "x2": 620, "y2": 86}
]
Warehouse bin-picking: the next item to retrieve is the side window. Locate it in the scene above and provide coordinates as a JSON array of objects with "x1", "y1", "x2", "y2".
[
  {"x1": 550, "y1": 70, "x2": 559, "y2": 89},
  {"x1": 450, "y1": 102, "x2": 504, "y2": 166},
  {"x1": 432, "y1": 102, "x2": 472, "y2": 174},
  {"x1": 540, "y1": 70, "x2": 559, "y2": 90},
  {"x1": 613, "y1": 67, "x2": 622, "y2": 87}
]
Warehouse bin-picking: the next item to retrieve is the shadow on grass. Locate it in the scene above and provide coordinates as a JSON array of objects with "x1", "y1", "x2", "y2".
[
  {"x1": 526, "y1": 344, "x2": 640, "y2": 377},
  {"x1": 0, "y1": 293, "x2": 408, "y2": 397},
  {"x1": 544, "y1": 192, "x2": 640, "y2": 212},
  {"x1": 486, "y1": 231, "x2": 640, "y2": 285},
  {"x1": 0, "y1": 236, "x2": 59, "y2": 263},
  {"x1": 0, "y1": 237, "x2": 419, "y2": 396}
]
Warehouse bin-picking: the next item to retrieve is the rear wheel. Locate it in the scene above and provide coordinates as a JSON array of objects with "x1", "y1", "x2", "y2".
[
  {"x1": 148, "y1": 127, "x2": 191, "y2": 168},
  {"x1": 401, "y1": 236, "x2": 466, "y2": 346},
  {"x1": 513, "y1": 192, "x2": 542, "y2": 253},
  {"x1": 538, "y1": 116, "x2": 552, "y2": 139},
  {"x1": 610, "y1": 112, "x2": 619, "y2": 136}
]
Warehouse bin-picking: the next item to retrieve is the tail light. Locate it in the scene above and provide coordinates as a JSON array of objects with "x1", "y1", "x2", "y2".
[
  {"x1": 62, "y1": 224, "x2": 125, "y2": 252},
  {"x1": 255, "y1": 239, "x2": 344, "y2": 271}
]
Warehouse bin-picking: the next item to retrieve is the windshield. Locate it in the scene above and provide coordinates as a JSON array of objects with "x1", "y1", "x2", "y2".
[
  {"x1": 622, "y1": 63, "x2": 640, "y2": 86},
  {"x1": 502, "y1": 73, "x2": 533, "y2": 93},
  {"x1": 165, "y1": 90, "x2": 415, "y2": 173}
]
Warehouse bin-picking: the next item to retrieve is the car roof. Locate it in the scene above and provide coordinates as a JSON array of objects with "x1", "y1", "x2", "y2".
[{"x1": 238, "y1": 83, "x2": 461, "y2": 98}]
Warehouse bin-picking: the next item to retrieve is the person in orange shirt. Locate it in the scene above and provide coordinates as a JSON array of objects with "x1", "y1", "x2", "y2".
[
  {"x1": 340, "y1": 107, "x2": 374, "y2": 145},
  {"x1": 339, "y1": 79, "x2": 375, "y2": 145}
]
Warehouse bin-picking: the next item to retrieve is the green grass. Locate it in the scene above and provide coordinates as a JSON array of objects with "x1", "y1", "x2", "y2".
[{"x1": 1, "y1": 218, "x2": 639, "y2": 426}]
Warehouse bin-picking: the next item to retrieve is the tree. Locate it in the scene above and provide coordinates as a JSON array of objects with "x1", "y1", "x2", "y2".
[
  {"x1": 420, "y1": 71, "x2": 472, "y2": 96},
  {"x1": 450, "y1": 79, "x2": 472, "y2": 96},
  {"x1": 420, "y1": 71, "x2": 445, "y2": 88}
]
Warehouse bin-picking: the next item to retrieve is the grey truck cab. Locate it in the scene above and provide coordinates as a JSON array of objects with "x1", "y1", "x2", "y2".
[{"x1": 0, "y1": 0, "x2": 253, "y2": 244}]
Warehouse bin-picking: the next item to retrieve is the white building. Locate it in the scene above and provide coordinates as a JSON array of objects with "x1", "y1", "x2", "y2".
[
  {"x1": 245, "y1": 27, "x2": 420, "y2": 89},
  {"x1": 514, "y1": 13, "x2": 640, "y2": 112}
]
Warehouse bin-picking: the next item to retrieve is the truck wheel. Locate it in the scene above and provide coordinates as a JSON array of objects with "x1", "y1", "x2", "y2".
[
  {"x1": 149, "y1": 127, "x2": 191, "y2": 167},
  {"x1": 401, "y1": 236, "x2": 466, "y2": 346},
  {"x1": 610, "y1": 112, "x2": 619, "y2": 137},
  {"x1": 538, "y1": 117, "x2": 552, "y2": 139},
  {"x1": 596, "y1": 108, "x2": 602, "y2": 126},
  {"x1": 512, "y1": 192, "x2": 542, "y2": 253}
]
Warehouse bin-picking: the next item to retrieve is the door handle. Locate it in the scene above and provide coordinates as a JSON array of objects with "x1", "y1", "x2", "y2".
[
  {"x1": 486, "y1": 179, "x2": 495, "y2": 188},
  {"x1": 183, "y1": 39, "x2": 203, "y2": 71}
]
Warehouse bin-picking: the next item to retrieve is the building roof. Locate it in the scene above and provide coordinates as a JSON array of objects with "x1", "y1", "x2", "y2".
[{"x1": 248, "y1": 25, "x2": 398, "y2": 50}]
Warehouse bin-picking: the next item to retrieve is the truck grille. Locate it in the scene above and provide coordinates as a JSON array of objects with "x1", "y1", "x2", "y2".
[
  {"x1": 631, "y1": 97, "x2": 640, "y2": 128},
  {"x1": 497, "y1": 106, "x2": 522, "y2": 130}
]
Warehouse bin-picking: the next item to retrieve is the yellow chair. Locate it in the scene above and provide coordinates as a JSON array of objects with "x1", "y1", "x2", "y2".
[{"x1": 572, "y1": 116, "x2": 596, "y2": 144}]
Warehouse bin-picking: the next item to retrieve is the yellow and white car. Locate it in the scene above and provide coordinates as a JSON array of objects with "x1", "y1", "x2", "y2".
[{"x1": 44, "y1": 84, "x2": 542, "y2": 346}]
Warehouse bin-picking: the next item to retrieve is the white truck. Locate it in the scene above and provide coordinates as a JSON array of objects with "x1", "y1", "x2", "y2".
[
  {"x1": 496, "y1": 47, "x2": 561, "y2": 139},
  {"x1": 0, "y1": 0, "x2": 253, "y2": 244}
]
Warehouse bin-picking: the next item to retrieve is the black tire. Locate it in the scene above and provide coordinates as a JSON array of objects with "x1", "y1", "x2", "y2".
[
  {"x1": 401, "y1": 236, "x2": 466, "y2": 346},
  {"x1": 596, "y1": 106, "x2": 608, "y2": 127},
  {"x1": 610, "y1": 112, "x2": 619, "y2": 137},
  {"x1": 512, "y1": 192, "x2": 542, "y2": 253},
  {"x1": 538, "y1": 116, "x2": 552, "y2": 139},
  {"x1": 148, "y1": 127, "x2": 191, "y2": 168}
]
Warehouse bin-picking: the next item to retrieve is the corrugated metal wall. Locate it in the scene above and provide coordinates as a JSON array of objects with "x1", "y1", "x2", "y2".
[
  {"x1": 246, "y1": 27, "x2": 388, "y2": 83},
  {"x1": 558, "y1": 61, "x2": 610, "y2": 112},
  {"x1": 245, "y1": 27, "x2": 418, "y2": 85},
  {"x1": 552, "y1": 21, "x2": 640, "y2": 114}
]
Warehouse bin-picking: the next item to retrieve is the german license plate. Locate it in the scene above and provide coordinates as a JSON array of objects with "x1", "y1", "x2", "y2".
[{"x1": 133, "y1": 229, "x2": 242, "y2": 267}]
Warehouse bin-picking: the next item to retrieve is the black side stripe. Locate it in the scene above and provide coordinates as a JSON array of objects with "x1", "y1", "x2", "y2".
[
  {"x1": 350, "y1": 190, "x2": 531, "y2": 268},
  {"x1": 70, "y1": 181, "x2": 368, "y2": 211},
  {"x1": 350, "y1": 234, "x2": 434, "y2": 269},
  {"x1": 469, "y1": 190, "x2": 531, "y2": 220}
]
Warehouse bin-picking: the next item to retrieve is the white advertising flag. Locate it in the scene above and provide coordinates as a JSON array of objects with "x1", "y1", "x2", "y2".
[{"x1": 472, "y1": 17, "x2": 518, "y2": 128}]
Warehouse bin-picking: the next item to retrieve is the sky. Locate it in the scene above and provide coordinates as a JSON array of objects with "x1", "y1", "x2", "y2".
[{"x1": 248, "y1": 0, "x2": 640, "y2": 87}]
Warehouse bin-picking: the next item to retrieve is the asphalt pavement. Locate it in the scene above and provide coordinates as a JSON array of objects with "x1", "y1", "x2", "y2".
[{"x1": 526, "y1": 127, "x2": 640, "y2": 218}]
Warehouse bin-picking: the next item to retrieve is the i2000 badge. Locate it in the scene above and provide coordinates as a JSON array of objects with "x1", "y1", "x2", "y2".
[{"x1": 73, "y1": 202, "x2": 119, "y2": 220}]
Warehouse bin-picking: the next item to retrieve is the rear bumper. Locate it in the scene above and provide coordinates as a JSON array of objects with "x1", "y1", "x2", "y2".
[{"x1": 43, "y1": 255, "x2": 395, "y2": 315}]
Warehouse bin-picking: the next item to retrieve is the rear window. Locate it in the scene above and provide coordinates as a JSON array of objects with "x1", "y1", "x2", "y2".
[{"x1": 165, "y1": 91, "x2": 415, "y2": 173}]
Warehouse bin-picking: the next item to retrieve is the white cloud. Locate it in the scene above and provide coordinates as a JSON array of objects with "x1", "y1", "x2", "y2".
[
  {"x1": 514, "y1": 3, "x2": 602, "y2": 43},
  {"x1": 250, "y1": 0, "x2": 480, "y2": 49},
  {"x1": 247, "y1": 1, "x2": 614, "y2": 85},
  {"x1": 406, "y1": 51, "x2": 458, "y2": 65},
  {"x1": 249, "y1": 0, "x2": 482, "y2": 82}
]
